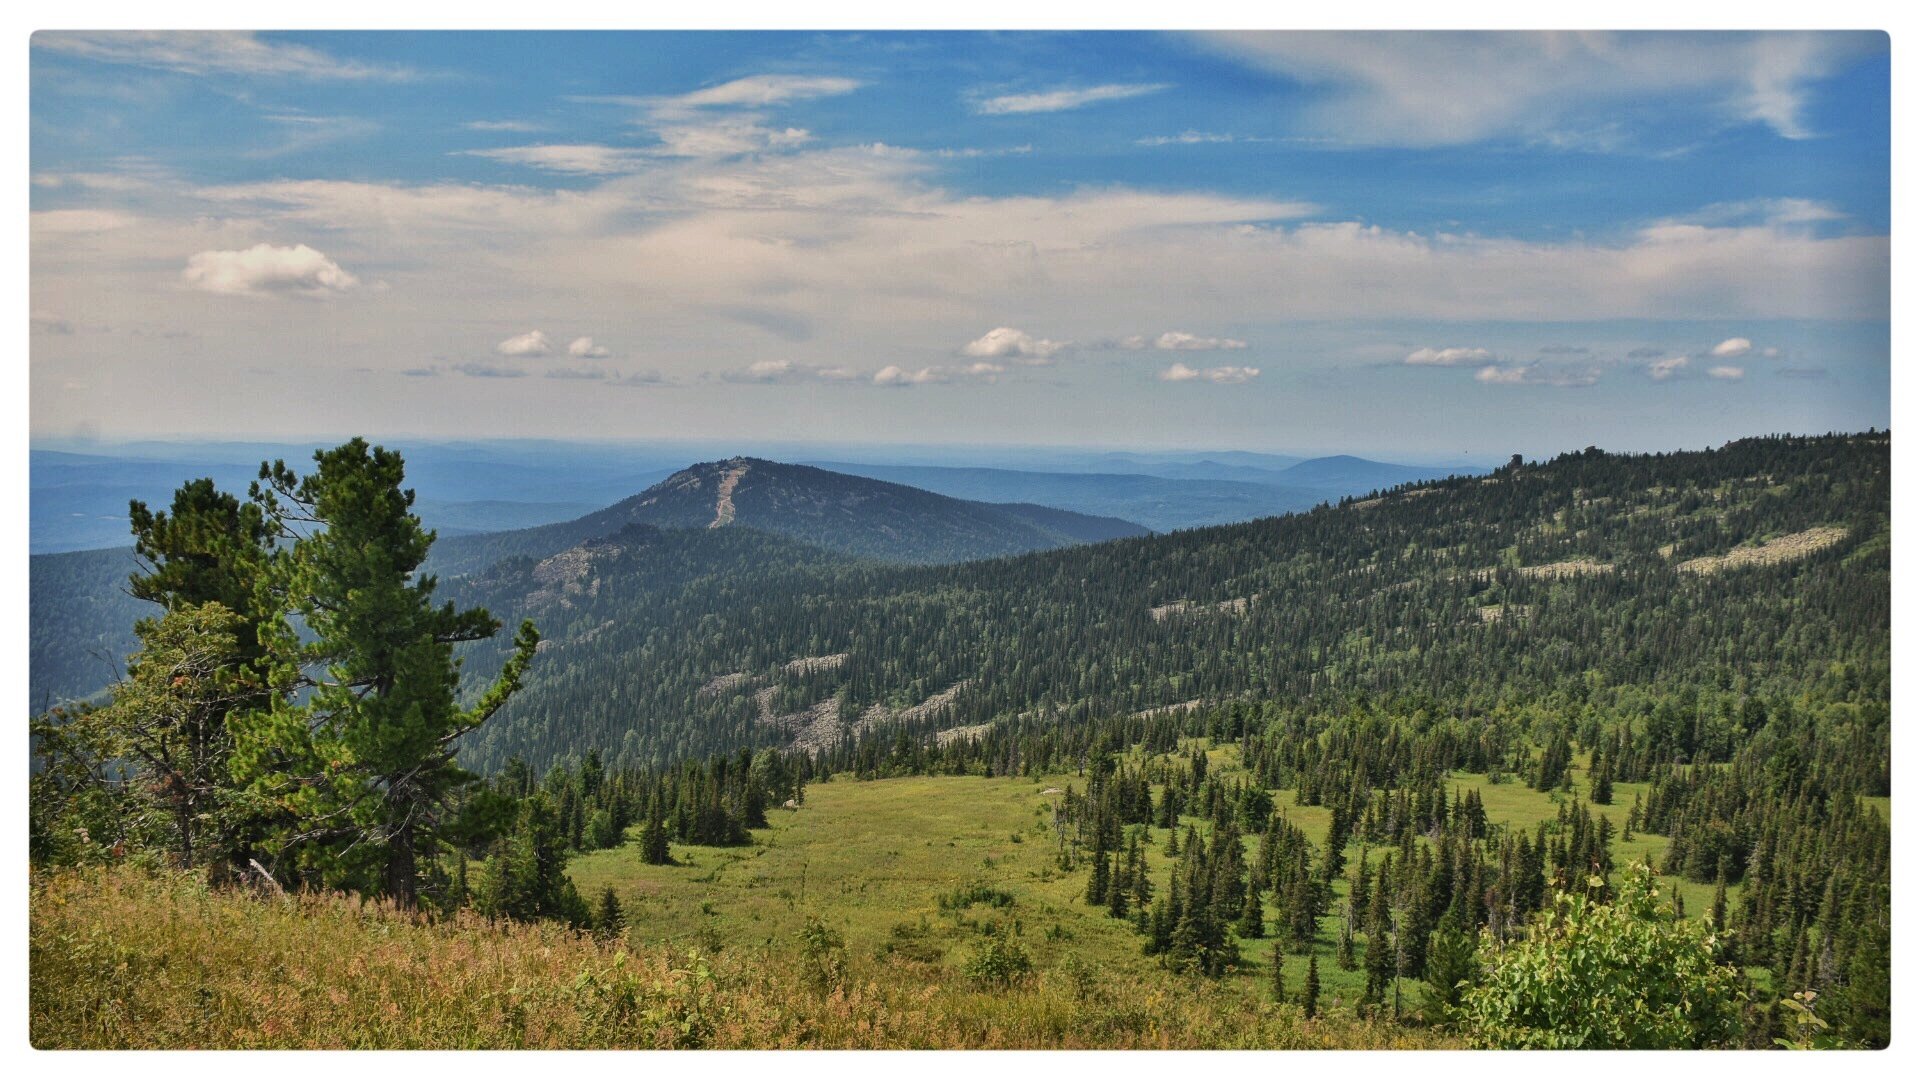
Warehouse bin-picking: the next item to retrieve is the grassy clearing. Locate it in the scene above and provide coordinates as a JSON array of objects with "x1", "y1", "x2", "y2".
[{"x1": 571, "y1": 742, "x2": 1733, "y2": 1022}]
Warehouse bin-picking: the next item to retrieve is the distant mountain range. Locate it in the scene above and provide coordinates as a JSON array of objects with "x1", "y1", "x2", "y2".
[
  {"x1": 802, "y1": 454, "x2": 1477, "y2": 532},
  {"x1": 27, "y1": 449, "x2": 1466, "y2": 707}
]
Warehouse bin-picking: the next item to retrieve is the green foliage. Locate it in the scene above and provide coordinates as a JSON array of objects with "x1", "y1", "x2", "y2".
[
  {"x1": 1456, "y1": 863, "x2": 1747, "y2": 1048},
  {"x1": 796, "y1": 915, "x2": 848, "y2": 994},
  {"x1": 229, "y1": 439, "x2": 541, "y2": 904},
  {"x1": 962, "y1": 927, "x2": 1034, "y2": 989}
]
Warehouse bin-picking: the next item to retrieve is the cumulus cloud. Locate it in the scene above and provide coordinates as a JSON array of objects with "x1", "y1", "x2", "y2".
[
  {"x1": 872, "y1": 365, "x2": 947, "y2": 387},
  {"x1": 1708, "y1": 365, "x2": 1747, "y2": 380},
  {"x1": 1160, "y1": 362, "x2": 1260, "y2": 384},
  {"x1": 1710, "y1": 336, "x2": 1754, "y2": 357},
  {"x1": 1405, "y1": 346, "x2": 1493, "y2": 366},
  {"x1": 962, "y1": 327, "x2": 1070, "y2": 364},
  {"x1": 181, "y1": 243, "x2": 359, "y2": 297},
  {"x1": 34, "y1": 30, "x2": 413, "y2": 81},
  {"x1": 976, "y1": 83, "x2": 1170, "y2": 115},
  {"x1": 495, "y1": 330, "x2": 552, "y2": 357},
  {"x1": 567, "y1": 336, "x2": 612, "y2": 358},
  {"x1": 1646, "y1": 355, "x2": 1690, "y2": 381}
]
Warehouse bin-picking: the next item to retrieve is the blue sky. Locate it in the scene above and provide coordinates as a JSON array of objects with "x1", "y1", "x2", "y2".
[{"x1": 29, "y1": 31, "x2": 1890, "y2": 459}]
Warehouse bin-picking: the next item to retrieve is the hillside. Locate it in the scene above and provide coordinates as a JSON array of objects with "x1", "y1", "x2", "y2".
[
  {"x1": 430, "y1": 457, "x2": 1148, "y2": 576},
  {"x1": 449, "y1": 434, "x2": 1889, "y2": 773}
]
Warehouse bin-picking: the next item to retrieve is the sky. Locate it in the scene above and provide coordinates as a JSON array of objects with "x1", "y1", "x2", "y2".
[{"x1": 28, "y1": 30, "x2": 1891, "y2": 460}]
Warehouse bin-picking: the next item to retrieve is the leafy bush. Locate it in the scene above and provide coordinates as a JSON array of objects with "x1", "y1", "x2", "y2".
[
  {"x1": 1456, "y1": 863, "x2": 1746, "y2": 1048},
  {"x1": 961, "y1": 928, "x2": 1033, "y2": 989}
]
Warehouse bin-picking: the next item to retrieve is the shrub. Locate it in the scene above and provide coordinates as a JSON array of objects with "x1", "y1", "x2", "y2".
[
  {"x1": 962, "y1": 928, "x2": 1033, "y2": 989},
  {"x1": 1456, "y1": 863, "x2": 1746, "y2": 1048}
]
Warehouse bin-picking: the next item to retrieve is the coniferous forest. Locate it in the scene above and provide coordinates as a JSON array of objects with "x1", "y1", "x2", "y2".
[{"x1": 27, "y1": 431, "x2": 1890, "y2": 1049}]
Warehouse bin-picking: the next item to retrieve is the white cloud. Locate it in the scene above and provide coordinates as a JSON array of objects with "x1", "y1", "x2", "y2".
[
  {"x1": 1153, "y1": 331, "x2": 1249, "y2": 351},
  {"x1": 1137, "y1": 131, "x2": 1241, "y2": 146},
  {"x1": 1708, "y1": 365, "x2": 1747, "y2": 380},
  {"x1": 721, "y1": 359, "x2": 862, "y2": 384},
  {"x1": 568, "y1": 336, "x2": 612, "y2": 359},
  {"x1": 1710, "y1": 337, "x2": 1754, "y2": 357},
  {"x1": 1160, "y1": 362, "x2": 1260, "y2": 384},
  {"x1": 962, "y1": 327, "x2": 1070, "y2": 364},
  {"x1": 1646, "y1": 355, "x2": 1690, "y2": 381},
  {"x1": 461, "y1": 144, "x2": 651, "y2": 175},
  {"x1": 495, "y1": 330, "x2": 552, "y2": 357},
  {"x1": 976, "y1": 83, "x2": 1170, "y2": 115},
  {"x1": 1477, "y1": 363, "x2": 1600, "y2": 387},
  {"x1": 1406, "y1": 346, "x2": 1493, "y2": 366},
  {"x1": 1199, "y1": 31, "x2": 1879, "y2": 146},
  {"x1": 650, "y1": 122, "x2": 812, "y2": 159},
  {"x1": 872, "y1": 365, "x2": 947, "y2": 387},
  {"x1": 676, "y1": 75, "x2": 862, "y2": 108},
  {"x1": 1201, "y1": 365, "x2": 1260, "y2": 383},
  {"x1": 181, "y1": 243, "x2": 358, "y2": 297},
  {"x1": 33, "y1": 30, "x2": 413, "y2": 81}
]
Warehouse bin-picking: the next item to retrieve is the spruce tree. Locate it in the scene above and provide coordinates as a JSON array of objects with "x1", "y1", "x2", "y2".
[{"x1": 1302, "y1": 950, "x2": 1322, "y2": 1019}]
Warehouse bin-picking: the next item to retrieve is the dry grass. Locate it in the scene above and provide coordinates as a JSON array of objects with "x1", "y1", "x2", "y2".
[{"x1": 30, "y1": 866, "x2": 1452, "y2": 1050}]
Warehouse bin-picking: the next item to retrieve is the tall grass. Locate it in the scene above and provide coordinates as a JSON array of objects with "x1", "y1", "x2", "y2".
[{"x1": 31, "y1": 867, "x2": 1453, "y2": 1049}]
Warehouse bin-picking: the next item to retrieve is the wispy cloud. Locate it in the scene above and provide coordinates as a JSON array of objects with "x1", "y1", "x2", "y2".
[
  {"x1": 976, "y1": 83, "x2": 1170, "y2": 115},
  {"x1": 1476, "y1": 363, "x2": 1599, "y2": 387},
  {"x1": 459, "y1": 144, "x2": 652, "y2": 175},
  {"x1": 1405, "y1": 346, "x2": 1493, "y2": 366},
  {"x1": 674, "y1": 75, "x2": 862, "y2": 108},
  {"x1": 1160, "y1": 362, "x2": 1261, "y2": 384},
  {"x1": 1199, "y1": 31, "x2": 1880, "y2": 146},
  {"x1": 1646, "y1": 355, "x2": 1690, "y2": 381},
  {"x1": 464, "y1": 119, "x2": 545, "y2": 133},
  {"x1": 33, "y1": 31, "x2": 414, "y2": 81}
]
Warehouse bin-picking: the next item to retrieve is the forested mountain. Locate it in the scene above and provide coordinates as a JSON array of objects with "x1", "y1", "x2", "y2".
[
  {"x1": 448, "y1": 433, "x2": 1889, "y2": 775},
  {"x1": 29, "y1": 546, "x2": 146, "y2": 708},
  {"x1": 429, "y1": 457, "x2": 1147, "y2": 576}
]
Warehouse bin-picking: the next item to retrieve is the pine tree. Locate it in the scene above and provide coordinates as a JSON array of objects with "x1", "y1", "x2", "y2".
[
  {"x1": 594, "y1": 884, "x2": 625, "y2": 940},
  {"x1": 639, "y1": 791, "x2": 672, "y2": 865},
  {"x1": 231, "y1": 440, "x2": 540, "y2": 905},
  {"x1": 1302, "y1": 950, "x2": 1322, "y2": 1019}
]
